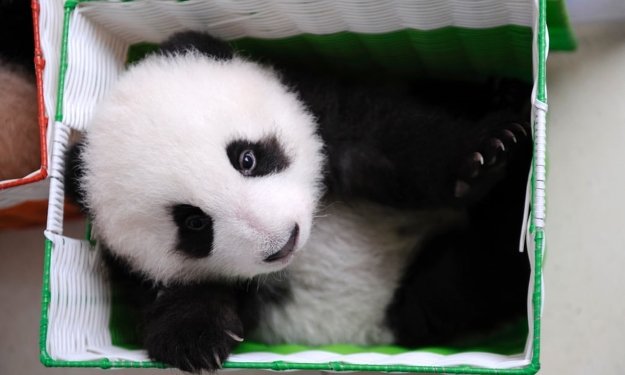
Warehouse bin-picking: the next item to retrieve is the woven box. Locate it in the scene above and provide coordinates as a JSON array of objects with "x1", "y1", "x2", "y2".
[{"x1": 39, "y1": 0, "x2": 574, "y2": 373}]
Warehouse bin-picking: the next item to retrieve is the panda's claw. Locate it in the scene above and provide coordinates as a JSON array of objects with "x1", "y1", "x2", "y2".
[
  {"x1": 213, "y1": 351, "x2": 223, "y2": 369},
  {"x1": 454, "y1": 180, "x2": 471, "y2": 198},
  {"x1": 511, "y1": 122, "x2": 528, "y2": 137},
  {"x1": 226, "y1": 330, "x2": 244, "y2": 342},
  {"x1": 482, "y1": 138, "x2": 505, "y2": 166},
  {"x1": 494, "y1": 138, "x2": 505, "y2": 151},
  {"x1": 476, "y1": 152, "x2": 485, "y2": 166},
  {"x1": 454, "y1": 120, "x2": 531, "y2": 203},
  {"x1": 501, "y1": 129, "x2": 516, "y2": 144},
  {"x1": 457, "y1": 152, "x2": 484, "y2": 182}
]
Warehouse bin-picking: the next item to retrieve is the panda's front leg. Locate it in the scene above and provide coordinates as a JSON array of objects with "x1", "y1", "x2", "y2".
[
  {"x1": 143, "y1": 282, "x2": 245, "y2": 373},
  {"x1": 325, "y1": 110, "x2": 531, "y2": 209}
]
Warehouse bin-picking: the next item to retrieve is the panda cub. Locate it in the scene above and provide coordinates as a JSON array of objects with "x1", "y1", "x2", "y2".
[{"x1": 66, "y1": 31, "x2": 532, "y2": 373}]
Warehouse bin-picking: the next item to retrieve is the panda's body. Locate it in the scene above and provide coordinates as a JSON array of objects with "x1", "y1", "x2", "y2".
[
  {"x1": 252, "y1": 200, "x2": 436, "y2": 346},
  {"x1": 66, "y1": 31, "x2": 532, "y2": 372}
]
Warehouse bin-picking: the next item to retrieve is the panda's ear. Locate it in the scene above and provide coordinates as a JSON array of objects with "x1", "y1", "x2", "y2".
[
  {"x1": 64, "y1": 141, "x2": 88, "y2": 212},
  {"x1": 159, "y1": 31, "x2": 234, "y2": 61}
]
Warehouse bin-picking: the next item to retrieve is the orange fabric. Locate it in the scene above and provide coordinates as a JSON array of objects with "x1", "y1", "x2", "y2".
[{"x1": 0, "y1": 200, "x2": 83, "y2": 230}]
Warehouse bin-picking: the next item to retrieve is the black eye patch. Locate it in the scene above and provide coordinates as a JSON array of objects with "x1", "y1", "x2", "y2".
[
  {"x1": 171, "y1": 204, "x2": 214, "y2": 259},
  {"x1": 226, "y1": 136, "x2": 290, "y2": 177}
]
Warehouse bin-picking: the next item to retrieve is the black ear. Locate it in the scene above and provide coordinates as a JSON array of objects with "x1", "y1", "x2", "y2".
[
  {"x1": 64, "y1": 141, "x2": 88, "y2": 211},
  {"x1": 159, "y1": 31, "x2": 234, "y2": 61}
]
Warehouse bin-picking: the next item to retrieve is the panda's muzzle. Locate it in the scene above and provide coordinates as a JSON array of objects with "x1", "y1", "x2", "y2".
[{"x1": 263, "y1": 224, "x2": 299, "y2": 262}]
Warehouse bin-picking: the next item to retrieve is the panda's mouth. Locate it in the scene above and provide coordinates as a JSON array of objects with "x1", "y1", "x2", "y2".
[{"x1": 263, "y1": 225, "x2": 299, "y2": 263}]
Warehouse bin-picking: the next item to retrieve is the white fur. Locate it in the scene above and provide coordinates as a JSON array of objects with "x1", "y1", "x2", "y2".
[
  {"x1": 82, "y1": 52, "x2": 325, "y2": 284},
  {"x1": 252, "y1": 201, "x2": 459, "y2": 346}
]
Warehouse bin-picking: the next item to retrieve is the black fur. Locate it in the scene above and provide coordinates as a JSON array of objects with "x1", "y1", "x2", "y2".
[
  {"x1": 61, "y1": 31, "x2": 534, "y2": 373},
  {"x1": 143, "y1": 282, "x2": 243, "y2": 373},
  {"x1": 171, "y1": 204, "x2": 215, "y2": 258},
  {"x1": 64, "y1": 142, "x2": 87, "y2": 210},
  {"x1": 101, "y1": 248, "x2": 159, "y2": 347},
  {"x1": 140, "y1": 277, "x2": 288, "y2": 373},
  {"x1": 226, "y1": 136, "x2": 291, "y2": 177},
  {"x1": 159, "y1": 30, "x2": 233, "y2": 61}
]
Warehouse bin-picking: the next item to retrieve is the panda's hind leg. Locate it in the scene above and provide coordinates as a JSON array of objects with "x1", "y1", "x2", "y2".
[
  {"x1": 385, "y1": 134, "x2": 532, "y2": 347},
  {"x1": 385, "y1": 220, "x2": 531, "y2": 347}
]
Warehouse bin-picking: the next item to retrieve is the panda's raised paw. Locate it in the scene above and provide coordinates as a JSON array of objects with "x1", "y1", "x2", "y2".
[
  {"x1": 454, "y1": 121, "x2": 531, "y2": 200},
  {"x1": 143, "y1": 283, "x2": 244, "y2": 373}
]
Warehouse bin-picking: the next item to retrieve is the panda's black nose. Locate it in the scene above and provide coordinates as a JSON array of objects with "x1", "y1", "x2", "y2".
[{"x1": 264, "y1": 224, "x2": 299, "y2": 262}]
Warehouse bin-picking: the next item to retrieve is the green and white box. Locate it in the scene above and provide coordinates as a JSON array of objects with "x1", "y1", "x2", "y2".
[{"x1": 39, "y1": 0, "x2": 575, "y2": 373}]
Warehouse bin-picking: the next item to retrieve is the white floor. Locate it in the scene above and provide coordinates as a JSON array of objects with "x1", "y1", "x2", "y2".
[
  {"x1": 539, "y1": 21, "x2": 625, "y2": 374},
  {"x1": 1, "y1": 21, "x2": 624, "y2": 375}
]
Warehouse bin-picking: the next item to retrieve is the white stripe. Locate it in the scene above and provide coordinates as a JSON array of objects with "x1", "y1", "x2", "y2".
[{"x1": 77, "y1": 0, "x2": 534, "y2": 42}]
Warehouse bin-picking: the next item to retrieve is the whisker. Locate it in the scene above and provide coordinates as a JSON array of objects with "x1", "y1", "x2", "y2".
[{"x1": 313, "y1": 214, "x2": 331, "y2": 219}]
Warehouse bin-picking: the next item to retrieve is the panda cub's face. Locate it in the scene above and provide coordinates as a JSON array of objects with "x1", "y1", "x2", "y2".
[{"x1": 80, "y1": 52, "x2": 325, "y2": 284}]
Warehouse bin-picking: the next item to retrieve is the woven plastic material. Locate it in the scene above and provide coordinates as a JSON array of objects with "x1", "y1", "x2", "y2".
[
  {"x1": 42, "y1": 232, "x2": 112, "y2": 361},
  {"x1": 57, "y1": 0, "x2": 540, "y2": 132},
  {"x1": 40, "y1": 0, "x2": 558, "y2": 373}
]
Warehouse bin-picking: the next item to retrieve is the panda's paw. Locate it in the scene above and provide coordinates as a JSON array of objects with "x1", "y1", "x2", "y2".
[
  {"x1": 454, "y1": 121, "x2": 531, "y2": 200},
  {"x1": 147, "y1": 325, "x2": 243, "y2": 373},
  {"x1": 487, "y1": 77, "x2": 532, "y2": 114},
  {"x1": 144, "y1": 284, "x2": 244, "y2": 373}
]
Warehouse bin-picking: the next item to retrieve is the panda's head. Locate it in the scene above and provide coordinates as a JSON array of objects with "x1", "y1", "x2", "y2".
[{"x1": 70, "y1": 32, "x2": 325, "y2": 284}]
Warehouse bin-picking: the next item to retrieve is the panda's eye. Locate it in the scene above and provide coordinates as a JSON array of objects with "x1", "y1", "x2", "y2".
[
  {"x1": 238, "y1": 150, "x2": 256, "y2": 175},
  {"x1": 226, "y1": 137, "x2": 290, "y2": 177},
  {"x1": 185, "y1": 215, "x2": 210, "y2": 231},
  {"x1": 172, "y1": 204, "x2": 214, "y2": 258}
]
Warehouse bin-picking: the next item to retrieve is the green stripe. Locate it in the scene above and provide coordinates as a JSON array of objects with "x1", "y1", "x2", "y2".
[
  {"x1": 41, "y1": 359, "x2": 538, "y2": 373},
  {"x1": 531, "y1": 231, "x2": 544, "y2": 372},
  {"x1": 53, "y1": 3, "x2": 74, "y2": 121},
  {"x1": 528, "y1": 0, "x2": 549, "y2": 372},
  {"x1": 39, "y1": 239, "x2": 53, "y2": 365},
  {"x1": 129, "y1": 27, "x2": 534, "y2": 82},
  {"x1": 538, "y1": 0, "x2": 548, "y2": 102}
]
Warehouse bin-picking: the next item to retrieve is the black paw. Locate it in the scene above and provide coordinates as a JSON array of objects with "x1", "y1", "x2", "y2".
[
  {"x1": 454, "y1": 121, "x2": 531, "y2": 200},
  {"x1": 486, "y1": 77, "x2": 532, "y2": 117},
  {"x1": 144, "y1": 283, "x2": 244, "y2": 373}
]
